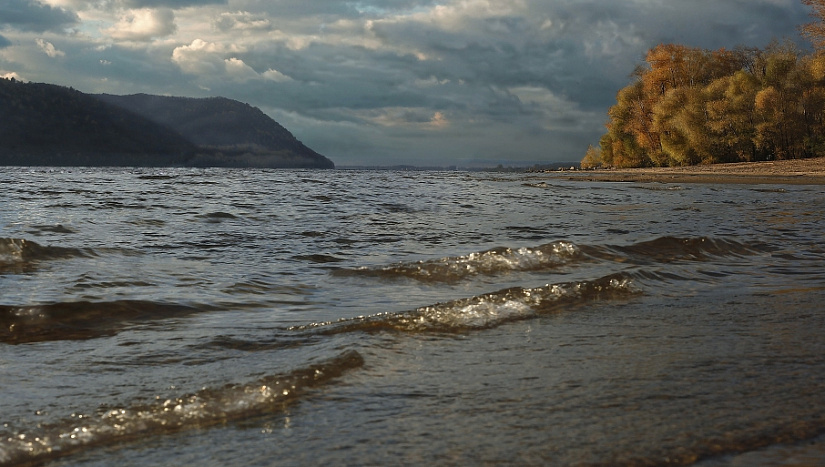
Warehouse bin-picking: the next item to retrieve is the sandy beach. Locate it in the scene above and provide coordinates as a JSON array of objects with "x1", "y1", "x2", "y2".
[{"x1": 555, "y1": 157, "x2": 825, "y2": 184}]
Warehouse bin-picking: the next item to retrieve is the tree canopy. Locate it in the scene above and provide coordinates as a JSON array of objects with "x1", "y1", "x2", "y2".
[
  {"x1": 583, "y1": 0, "x2": 825, "y2": 168},
  {"x1": 802, "y1": 0, "x2": 825, "y2": 50}
]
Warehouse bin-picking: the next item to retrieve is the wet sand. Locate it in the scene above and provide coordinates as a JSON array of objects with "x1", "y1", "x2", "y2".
[{"x1": 555, "y1": 158, "x2": 825, "y2": 184}]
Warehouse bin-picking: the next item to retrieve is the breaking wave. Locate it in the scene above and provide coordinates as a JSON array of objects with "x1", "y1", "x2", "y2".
[
  {"x1": 0, "y1": 237, "x2": 764, "y2": 345},
  {"x1": 294, "y1": 273, "x2": 638, "y2": 335},
  {"x1": 335, "y1": 241, "x2": 582, "y2": 283},
  {"x1": 0, "y1": 235, "x2": 788, "y2": 464},
  {"x1": 0, "y1": 350, "x2": 364, "y2": 467},
  {"x1": 335, "y1": 236, "x2": 767, "y2": 284}
]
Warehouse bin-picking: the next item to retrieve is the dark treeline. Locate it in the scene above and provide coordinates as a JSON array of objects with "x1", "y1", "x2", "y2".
[{"x1": 582, "y1": 0, "x2": 825, "y2": 168}]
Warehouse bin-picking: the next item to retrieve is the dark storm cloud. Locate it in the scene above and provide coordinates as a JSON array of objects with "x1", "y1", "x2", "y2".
[
  {"x1": 0, "y1": 34, "x2": 11, "y2": 48},
  {"x1": 363, "y1": 11, "x2": 611, "y2": 113},
  {"x1": 0, "y1": 0, "x2": 79, "y2": 32},
  {"x1": 363, "y1": 0, "x2": 810, "y2": 108}
]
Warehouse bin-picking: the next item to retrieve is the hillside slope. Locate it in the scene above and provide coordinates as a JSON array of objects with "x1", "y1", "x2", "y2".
[
  {"x1": 96, "y1": 94, "x2": 334, "y2": 169},
  {"x1": 0, "y1": 78, "x2": 334, "y2": 168},
  {"x1": 0, "y1": 79, "x2": 197, "y2": 166}
]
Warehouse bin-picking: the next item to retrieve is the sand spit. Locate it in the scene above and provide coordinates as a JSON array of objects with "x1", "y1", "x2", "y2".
[{"x1": 556, "y1": 158, "x2": 825, "y2": 185}]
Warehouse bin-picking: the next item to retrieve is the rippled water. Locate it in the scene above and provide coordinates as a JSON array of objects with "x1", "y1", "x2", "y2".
[{"x1": 1, "y1": 167, "x2": 824, "y2": 466}]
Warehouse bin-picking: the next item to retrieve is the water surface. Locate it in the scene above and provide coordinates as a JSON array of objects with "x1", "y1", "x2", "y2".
[{"x1": 1, "y1": 168, "x2": 824, "y2": 465}]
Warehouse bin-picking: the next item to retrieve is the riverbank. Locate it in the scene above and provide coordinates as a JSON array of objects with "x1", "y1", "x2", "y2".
[{"x1": 555, "y1": 157, "x2": 825, "y2": 184}]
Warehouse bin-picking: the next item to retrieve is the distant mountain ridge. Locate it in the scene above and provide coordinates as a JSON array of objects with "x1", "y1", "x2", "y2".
[{"x1": 0, "y1": 78, "x2": 334, "y2": 169}]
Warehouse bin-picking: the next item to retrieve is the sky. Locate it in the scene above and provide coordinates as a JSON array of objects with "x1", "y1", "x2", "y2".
[{"x1": 0, "y1": 0, "x2": 815, "y2": 167}]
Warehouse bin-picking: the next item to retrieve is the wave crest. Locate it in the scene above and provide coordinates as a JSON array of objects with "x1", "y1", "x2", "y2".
[
  {"x1": 295, "y1": 274, "x2": 638, "y2": 335},
  {"x1": 337, "y1": 236, "x2": 767, "y2": 285},
  {"x1": 0, "y1": 350, "x2": 364, "y2": 466},
  {"x1": 336, "y1": 241, "x2": 581, "y2": 283}
]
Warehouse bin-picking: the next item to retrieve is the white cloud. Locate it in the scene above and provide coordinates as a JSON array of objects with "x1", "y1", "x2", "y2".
[
  {"x1": 35, "y1": 38, "x2": 64, "y2": 57},
  {"x1": 414, "y1": 76, "x2": 451, "y2": 87},
  {"x1": 509, "y1": 85, "x2": 566, "y2": 108},
  {"x1": 105, "y1": 8, "x2": 176, "y2": 42},
  {"x1": 428, "y1": 111, "x2": 449, "y2": 129},
  {"x1": 1, "y1": 71, "x2": 24, "y2": 80},
  {"x1": 355, "y1": 107, "x2": 450, "y2": 130},
  {"x1": 171, "y1": 38, "x2": 247, "y2": 74},
  {"x1": 262, "y1": 68, "x2": 293, "y2": 82},
  {"x1": 170, "y1": 41, "x2": 290, "y2": 83},
  {"x1": 224, "y1": 57, "x2": 258, "y2": 81},
  {"x1": 508, "y1": 85, "x2": 595, "y2": 131},
  {"x1": 404, "y1": 0, "x2": 528, "y2": 29},
  {"x1": 214, "y1": 11, "x2": 272, "y2": 32}
]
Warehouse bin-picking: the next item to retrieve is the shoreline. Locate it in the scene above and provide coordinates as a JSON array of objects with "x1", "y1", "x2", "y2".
[{"x1": 548, "y1": 157, "x2": 825, "y2": 185}]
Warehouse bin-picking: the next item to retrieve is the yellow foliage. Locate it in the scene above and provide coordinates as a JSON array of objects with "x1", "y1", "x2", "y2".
[
  {"x1": 580, "y1": 145, "x2": 602, "y2": 169},
  {"x1": 585, "y1": 32, "x2": 825, "y2": 166},
  {"x1": 755, "y1": 87, "x2": 781, "y2": 114}
]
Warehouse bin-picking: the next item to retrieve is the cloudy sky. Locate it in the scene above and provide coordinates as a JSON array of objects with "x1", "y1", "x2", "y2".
[{"x1": 0, "y1": 0, "x2": 814, "y2": 166}]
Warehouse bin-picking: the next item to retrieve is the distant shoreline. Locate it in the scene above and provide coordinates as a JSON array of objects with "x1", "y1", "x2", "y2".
[{"x1": 551, "y1": 157, "x2": 825, "y2": 185}]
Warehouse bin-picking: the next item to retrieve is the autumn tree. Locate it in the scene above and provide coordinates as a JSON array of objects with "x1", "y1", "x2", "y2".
[
  {"x1": 596, "y1": 43, "x2": 750, "y2": 167},
  {"x1": 600, "y1": 80, "x2": 652, "y2": 168},
  {"x1": 580, "y1": 144, "x2": 602, "y2": 169},
  {"x1": 653, "y1": 86, "x2": 707, "y2": 165},
  {"x1": 796, "y1": 54, "x2": 825, "y2": 155},
  {"x1": 752, "y1": 44, "x2": 809, "y2": 159},
  {"x1": 704, "y1": 71, "x2": 761, "y2": 162},
  {"x1": 801, "y1": 0, "x2": 825, "y2": 50},
  {"x1": 585, "y1": 15, "x2": 825, "y2": 169},
  {"x1": 643, "y1": 44, "x2": 745, "y2": 95}
]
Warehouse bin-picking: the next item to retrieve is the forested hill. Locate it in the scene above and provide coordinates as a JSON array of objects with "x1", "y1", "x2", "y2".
[
  {"x1": 96, "y1": 94, "x2": 333, "y2": 169},
  {"x1": 0, "y1": 78, "x2": 334, "y2": 168},
  {"x1": 0, "y1": 79, "x2": 197, "y2": 166}
]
